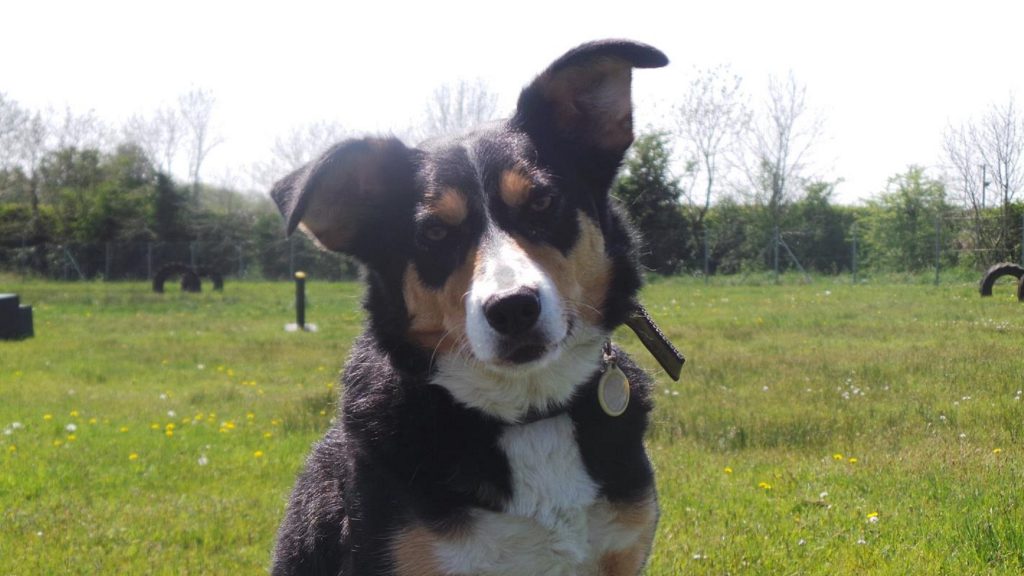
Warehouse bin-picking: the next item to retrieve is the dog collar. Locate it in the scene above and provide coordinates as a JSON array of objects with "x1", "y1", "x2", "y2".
[{"x1": 624, "y1": 301, "x2": 685, "y2": 381}]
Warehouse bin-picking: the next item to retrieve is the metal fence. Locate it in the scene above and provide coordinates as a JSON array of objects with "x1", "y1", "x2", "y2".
[{"x1": 2, "y1": 216, "x2": 1022, "y2": 284}]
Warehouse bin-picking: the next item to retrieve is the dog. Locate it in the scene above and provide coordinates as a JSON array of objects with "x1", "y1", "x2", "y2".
[{"x1": 270, "y1": 39, "x2": 669, "y2": 576}]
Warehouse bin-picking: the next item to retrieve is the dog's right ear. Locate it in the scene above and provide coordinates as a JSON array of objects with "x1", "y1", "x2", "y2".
[{"x1": 270, "y1": 137, "x2": 417, "y2": 262}]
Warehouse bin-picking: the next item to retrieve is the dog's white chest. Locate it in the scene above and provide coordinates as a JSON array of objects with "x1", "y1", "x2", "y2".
[{"x1": 433, "y1": 415, "x2": 608, "y2": 575}]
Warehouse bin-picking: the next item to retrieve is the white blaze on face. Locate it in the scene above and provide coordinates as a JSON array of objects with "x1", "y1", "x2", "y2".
[{"x1": 464, "y1": 229, "x2": 568, "y2": 363}]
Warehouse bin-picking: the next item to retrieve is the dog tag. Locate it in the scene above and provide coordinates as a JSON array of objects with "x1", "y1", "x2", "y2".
[{"x1": 598, "y1": 363, "x2": 630, "y2": 417}]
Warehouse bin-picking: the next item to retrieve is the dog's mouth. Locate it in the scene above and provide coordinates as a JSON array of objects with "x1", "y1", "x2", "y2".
[{"x1": 491, "y1": 319, "x2": 575, "y2": 367}]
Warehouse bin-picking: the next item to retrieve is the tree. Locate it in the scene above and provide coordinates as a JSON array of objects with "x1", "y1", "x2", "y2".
[
  {"x1": 420, "y1": 79, "x2": 498, "y2": 140},
  {"x1": 943, "y1": 95, "x2": 1024, "y2": 263},
  {"x1": 744, "y1": 73, "x2": 822, "y2": 238},
  {"x1": 612, "y1": 131, "x2": 690, "y2": 274},
  {"x1": 123, "y1": 106, "x2": 185, "y2": 175},
  {"x1": 862, "y1": 166, "x2": 950, "y2": 272},
  {"x1": 251, "y1": 120, "x2": 348, "y2": 191},
  {"x1": 675, "y1": 66, "x2": 749, "y2": 236},
  {"x1": 178, "y1": 88, "x2": 222, "y2": 204}
]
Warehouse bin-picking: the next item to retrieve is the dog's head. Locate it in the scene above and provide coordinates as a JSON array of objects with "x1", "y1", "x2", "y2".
[{"x1": 272, "y1": 40, "x2": 667, "y2": 421}]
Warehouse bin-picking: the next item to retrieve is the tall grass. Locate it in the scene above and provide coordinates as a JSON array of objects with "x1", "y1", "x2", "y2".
[{"x1": 1, "y1": 276, "x2": 1021, "y2": 574}]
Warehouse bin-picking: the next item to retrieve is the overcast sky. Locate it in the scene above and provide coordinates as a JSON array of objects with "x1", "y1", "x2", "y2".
[{"x1": 3, "y1": 0, "x2": 1022, "y2": 204}]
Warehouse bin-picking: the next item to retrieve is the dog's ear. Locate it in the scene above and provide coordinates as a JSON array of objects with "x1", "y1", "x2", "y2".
[
  {"x1": 514, "y1": 40, "x2": 667, "y2": 156},
  {"x1": 270, "y1": 137, "x2": 417, "y2": 262}
]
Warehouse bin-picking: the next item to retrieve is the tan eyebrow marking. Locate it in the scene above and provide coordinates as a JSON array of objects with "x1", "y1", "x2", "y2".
[
  {"x1": 499, "y1": 169, "x2": 533, "y2": 208},
  {"x1": 424, "y1": 187, "x2": 468, "y2": 225}
]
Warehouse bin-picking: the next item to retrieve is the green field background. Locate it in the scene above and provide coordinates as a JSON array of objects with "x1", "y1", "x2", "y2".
[{"x1": 1, "y1": 277, "x2": 1022, "y2": 574}]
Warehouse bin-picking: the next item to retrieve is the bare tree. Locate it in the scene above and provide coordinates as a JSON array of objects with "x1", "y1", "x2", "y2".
[
  {"x1": 178, "y1": 88, "x2": 223, "y2": 203},
  {"x1": 745, "y1": 72, "x2": 822, "y2": 231},
  {"x1": 251, "y1": 120, "x2": 349, "y2": 191},
  {"x1": 420, "y1": 78, "x2": 498, "y2": 140},
  {"x1": 123, "y1": 106, "x2": 185, "y2": 175},
  {"x1": 53, "y1": 106, "x2": 109, "y2": 151},
  {"x1": 0, "y1": 93, "x2": 28, "y2": 170},
  {"x1": 675, "y1": 65, "x2": 750, "y2": 232},
  {"x1": 945, "y1": 95, "x2": 1024, "y2": 261}
]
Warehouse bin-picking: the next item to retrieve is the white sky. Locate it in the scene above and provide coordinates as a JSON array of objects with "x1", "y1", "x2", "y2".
[{"x1": 3, "y1": 0, "x2": 1023, "y2": 204}]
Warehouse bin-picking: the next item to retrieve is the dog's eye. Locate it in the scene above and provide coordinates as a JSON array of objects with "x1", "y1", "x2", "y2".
[
  {"x1": 528, "y1": 194, "x2": 554, "y2": 212},
  {"x1": 423, "y1": 225, "x2": 449, "y2": 242}
]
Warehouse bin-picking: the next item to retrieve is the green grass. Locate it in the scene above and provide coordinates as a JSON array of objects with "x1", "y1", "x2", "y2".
[{"x1": 1, "y1": 276, "x2": 1022, "y2": 574}]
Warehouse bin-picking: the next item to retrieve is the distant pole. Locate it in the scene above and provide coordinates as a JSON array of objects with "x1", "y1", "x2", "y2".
[
  {"x1": 295, "y1": 271, "x2": 306, "y2": 330},
  {"x1": 851, "y1": 222, "x2": 858, "y2": 285},
  {"x1": 773, "y1": 226, "x2": 780, "y2": 284},
  {"x1": 934, "y1": 217, "x2": 941, "y2": 286},
  {"x1": 703, "y1": 225, "x2": 710, "y2": 285},
  {"x1": 105, "y1": 242, "x2": 112, "y2": 280}
]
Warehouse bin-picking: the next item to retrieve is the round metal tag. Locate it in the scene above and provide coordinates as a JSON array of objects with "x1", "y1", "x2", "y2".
[{"x1": 598, "y1": 364, "x2": 630, "y2": 417}]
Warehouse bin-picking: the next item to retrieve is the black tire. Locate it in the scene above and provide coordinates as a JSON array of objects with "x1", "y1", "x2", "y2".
[
  {"x1": 979, "y1": 262, "x2": 1024, "y2": 297},
  {"x1": 153, "y1": 264, "x2": 202, "y2": 294},
  {"x1": 196, "y1": 267, "x2": 224, "y2": 291}
]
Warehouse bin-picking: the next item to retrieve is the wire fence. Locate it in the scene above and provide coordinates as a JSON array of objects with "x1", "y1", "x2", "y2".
[
  {"x1": 0, "y1": 236, "x2": 358, "y2": 283},
  {"x1": 1, "y1": 215, "x2": 1022, "y2": 285}
]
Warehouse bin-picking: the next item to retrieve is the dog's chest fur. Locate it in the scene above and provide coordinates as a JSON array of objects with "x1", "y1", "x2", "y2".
[{"x1": 410, "y1": 415, "x2": 652, "y2": 576}]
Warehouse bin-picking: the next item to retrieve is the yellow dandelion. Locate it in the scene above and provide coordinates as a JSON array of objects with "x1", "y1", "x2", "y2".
[
  {"x1": 70, "y1": 410, "x2": 79, "y2": 418},
  {"x1": 67, "y1": 434, "x2": 76, "y2": 442},
  {"x1": 758, "y1": 481, "x2": 772, "y2": 490},
  {"x1": 52, "y1": 439, "x2": 63, "y2": 447},
  {"x1": 867, "y1": 512, "x2": 879, "y2": 519},
  {"x1": 150, "y1": 423, "x2": 160, "y2": 430},
  {"x1": 724, "y1": 467, "x2": 733, "y2": 474},
  {"x1": 165, "y1": 423, "x2": 175, "y2": 431},
  {"x1": 7, "y1": 445, "x2": 15, "y2": 453},
  {"x1": 246, "y1": 412, "x2": 255, "y2": 421},
  {"x1": 129, "y1": 453, "x2": 139, "y2": 461},
  {"x1": 848, "y1": 457, "x2": 858, "y2": 464},
  {"x1": 119, "y1": 426, "x2": 129, "y2": 433},
  {"x1": 319, "y1": 410, "x2": 327, "y2": 416},
  {"x1": 832, "y1": 453, "x2": 843, "y2": 461},
  {"x1": 227, "y1": 369, "x2": 235, "y2": 377},
  {"x1": 88, "y1": 418, "x2": 97, "y2": 425},
  {"x1": 44, "y1": 414, "x2": 53, "y2": 421},
  {"x1": 254, "y1": 450, "x2": 265, "y2": 459},
  {"x1": 165, "y1": 430, "x2": 174, "y2": 438},
  {"x1": 264, "y1": 432, "x2": 273, "y2": 439},
  {"x1": 271, "y1": 419, "x2": 281, "y2": 427},
  {"x1": 257, "y1": 389, "x2": 265, "y2": 396},
  {"x1": 993, "y1": 448, "x2": 1003, "y2": 455}
]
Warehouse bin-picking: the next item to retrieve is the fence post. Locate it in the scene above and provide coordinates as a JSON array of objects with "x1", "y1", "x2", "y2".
[
  {"x1": 105, "y1": 242, "x2": 112, "y2": 280},
  {"x1": 934, "y1": 217, "x2": 941, "y2": 286},
  {"x1": 147, "y1": 243, "x2": 153, "y2": 279},
  {"x1": 703, "y1": 225, "x2": 710, "y2": 285},
  {"x1": 851, "y1": 221, "x2": 858, "y2": 285},
  {"x1": 773, "y1": 226, "x2": 780, "y2": 284}
]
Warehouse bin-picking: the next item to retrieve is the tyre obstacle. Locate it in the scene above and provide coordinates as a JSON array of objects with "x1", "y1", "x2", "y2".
[
  {"x1": 979, "y1": 262, "x2": 1024, "y2": 301},
  {"x1": 152, "y1": 264, "x2": 224, "y2": 293}
]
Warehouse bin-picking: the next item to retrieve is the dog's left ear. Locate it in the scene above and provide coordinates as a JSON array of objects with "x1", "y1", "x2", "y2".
[{"x1": 513, "y1": 40, "x2": 668, "y2": 162}]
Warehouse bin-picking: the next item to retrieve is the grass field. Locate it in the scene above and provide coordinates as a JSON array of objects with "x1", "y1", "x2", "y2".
[{"x1": 1, "y1": 275, "x2": 1022, "y2": 574}]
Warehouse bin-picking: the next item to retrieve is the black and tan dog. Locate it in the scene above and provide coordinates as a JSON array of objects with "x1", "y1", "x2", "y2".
[{"x1": 270, "y1": 39, "x2": 669, "y2": 575}]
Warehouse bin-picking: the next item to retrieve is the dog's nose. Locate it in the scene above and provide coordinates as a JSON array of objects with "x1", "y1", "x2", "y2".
[{"x1": 483, "y1": 288, "x2": 541, "y2": 336}]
